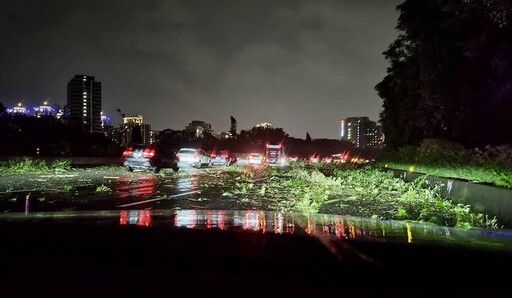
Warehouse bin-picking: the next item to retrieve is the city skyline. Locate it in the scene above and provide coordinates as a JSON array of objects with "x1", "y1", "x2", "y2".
[
  {"x1": 0, "y1": 0, "x2": 402, "y2": 139},
  {"x1": 3, "y1": 97, "x2": 382, "y2": 141}
]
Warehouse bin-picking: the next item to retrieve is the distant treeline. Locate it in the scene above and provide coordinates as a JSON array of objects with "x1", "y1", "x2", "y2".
[
  {"x1": 0, "y1": 109, "x2": 380, "y2": 159},
  {"x1": 155, "y1": 127, "x2": 381, "y2": 159},
  {"x1": 0, "y1": 114, "x2": 121, "y2": 157}
]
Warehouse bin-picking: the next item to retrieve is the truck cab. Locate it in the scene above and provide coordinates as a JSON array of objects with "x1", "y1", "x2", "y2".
[{"x1": 265, "y1": 144, "x2": 285, "y2": 165}]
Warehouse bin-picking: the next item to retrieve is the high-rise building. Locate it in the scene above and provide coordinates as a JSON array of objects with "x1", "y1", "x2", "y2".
[
  {"x1": 340, "y1": 117, "x2": 383, "y2": 148},
  {"x1": 185, "y1": 120, "x2": 212, "y2": 138},
  {"x1": 185, "y1": 120, "x2": 212, "y2": 132},
  {"x1": 67, "y1": 75, "x2": 102, "y2": 133},
  {"x1": 149, "y1": 130, "x2": 160, "y2": 144},
  {"x1": 121, "y1": 115, "x2": 152, "y2": 146}
]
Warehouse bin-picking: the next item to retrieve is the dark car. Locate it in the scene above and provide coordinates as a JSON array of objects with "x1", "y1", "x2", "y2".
[{"x1": 121, "y1": 143, "x2": 178, "y2": 173}]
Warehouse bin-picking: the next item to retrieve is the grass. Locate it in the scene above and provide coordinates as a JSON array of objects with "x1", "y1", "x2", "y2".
[{"x1": 379, "y1": 162, "x2": 512, "y2": 189}]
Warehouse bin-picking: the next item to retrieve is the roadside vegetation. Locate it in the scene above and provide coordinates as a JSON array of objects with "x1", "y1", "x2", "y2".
[
  {"x1": 0, "y1": 155, "x2": 501, "y2": 229},
  {"x1": 377, "y1": 139, "x2": 512, "y2": 189},
  {"x1": 0, "y1": 158, "x2": 71, "y2": 174},
  {"x1": 224, "y1": 162, "x2": 499, "y2": 229},
  {"x1": 0, "y1": 158, "x2": 127, "y2": 175}
]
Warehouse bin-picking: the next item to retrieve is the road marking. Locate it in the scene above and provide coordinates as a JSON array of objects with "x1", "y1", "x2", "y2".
[
  {"x1": 117, "y1": 190, "x2": 200, "y2": 208},
  {"x1": 103, "y1": 176, "x2": 120, "y2": 179}
]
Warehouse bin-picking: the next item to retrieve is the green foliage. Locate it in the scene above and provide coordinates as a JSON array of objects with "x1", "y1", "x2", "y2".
[
  {"x1": 396, "y1": 208, "x2": 408, "y2": 219},
  {"x1": 416, "y1": 139, "x2": 468, "y2": 165},
  {"x1": 377, "y1": 0, "x2": 512, "y2": 149},
  {"x1": 0, "y1": 159, "x2": 48, "y2": 173},
  {"x1": 262, "y1": 163, "x2": 492, "y2": 228},
  {"x1": 95, "y1": 184, "x2": 111, "y2": 193},
  {"x1": 376, "y1": 150, "x2": 401, "y2": 163},
  {"x1": 380, "y1": 162, "x2": 512, "y2": 189},
  {"x1": 224, "y1": 164, "x2": 255, "y2": 179},
  {"x1": 50, "y1": 159, "x2": 72, "y2": 171},
  {"x1": 398, "y1": 146, "x2": 418, "y2": 163},
  {"x1": 0, "y1": 158, "x2": 72, "y2": 174},
  {"x1": 377, "y1": 140, "x2": 512, "y2": 188}
]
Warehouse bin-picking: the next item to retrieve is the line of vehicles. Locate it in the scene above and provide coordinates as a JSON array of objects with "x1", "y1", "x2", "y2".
[{"x1": 121, "y1": 143, "x2": 358, "y2": 173}]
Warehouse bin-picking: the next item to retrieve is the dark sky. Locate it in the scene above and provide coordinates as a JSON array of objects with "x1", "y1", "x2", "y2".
[{"x1": 0, "y1": 0, "x2": 402, "y2": 139}]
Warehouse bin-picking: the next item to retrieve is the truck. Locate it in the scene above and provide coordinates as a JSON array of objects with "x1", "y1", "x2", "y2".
[{"x1": 265, "y1": 144, "x2": 286, "y2": 165}]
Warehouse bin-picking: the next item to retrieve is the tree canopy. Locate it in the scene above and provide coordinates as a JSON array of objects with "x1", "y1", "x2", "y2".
[{"x1": 376, "y1": 0, "x2": 512, "y2": 150}]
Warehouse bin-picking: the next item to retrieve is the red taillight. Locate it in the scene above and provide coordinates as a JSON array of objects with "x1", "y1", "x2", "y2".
[
  {"x1": 122, "y1": 147, "x2": 133, "y2": 156},
  {"x1": 143, "y1": 147, "x2": 155, "y2": 157}
]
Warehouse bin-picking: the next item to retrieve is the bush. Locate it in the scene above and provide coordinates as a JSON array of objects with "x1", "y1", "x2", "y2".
[
  {"x1": 376, "y1": 150, "x2": 401, "y2": 163},
  {"x1": 470, "y1": 145, "x2": 512, "y2": 168},
  {"x1": 416, "y1": 139, "x2": 468, "y2": 165},
  {"x1": 398, "y1": 146, "x2": 418, "y2": 163}
]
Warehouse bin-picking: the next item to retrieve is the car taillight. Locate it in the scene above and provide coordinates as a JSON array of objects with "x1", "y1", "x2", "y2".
[
  {"x1": 143, "y1": 148, "x2": 155, "y2": 157},
  {"x1": 122, "y1": 147, "x2": 133, "y2": 156}
]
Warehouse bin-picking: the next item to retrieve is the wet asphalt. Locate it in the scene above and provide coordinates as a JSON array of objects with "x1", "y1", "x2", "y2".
[{"x1": 0, "y1": 165, "x2": 274, "y2": 214}]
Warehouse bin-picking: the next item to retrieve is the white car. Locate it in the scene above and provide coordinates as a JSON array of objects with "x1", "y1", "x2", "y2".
[
  {"x1": 249, "y1": 153, "x2": 264, "y2": 165},
  {"x1": 177, "y1": 148, "x2": 211, "y2": 168}
]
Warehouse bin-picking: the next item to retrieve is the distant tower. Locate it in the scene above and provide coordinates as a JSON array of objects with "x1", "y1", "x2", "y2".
[
  {"x1": 67, "y1": 75, "x2": 102, "y2": 133},
  {"x1": 121, "y1": 115, "x2": 152, "y2": 146},
  {"x1": 340, "y1": 116, "x2": 382, "y2": 148}
]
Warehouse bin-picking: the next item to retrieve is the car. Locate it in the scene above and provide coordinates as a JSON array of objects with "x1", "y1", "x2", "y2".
[
  {"x1": 234, "y1": 153, "x2": 249, "y2": 165},
  {"x1": 248, "y1": 153, "x2": 264, "y2": 165},
  {"x1": 176, "y1": 148, "x2": 211, "y2": 168},
  {"x1": 288, "y1": 155, "x2": 299, "y2": 162},
  {"x1": 121, "y1": 143, "x2": 177, "y2": 173},
  {"x1": 209, "y1": 149, "x2": 234, "y2": 166}
]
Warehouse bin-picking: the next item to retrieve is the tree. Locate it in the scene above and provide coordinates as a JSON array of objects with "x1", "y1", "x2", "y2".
[
  {"x1": 229, "y1": 116, "x2": 237, "y2": 137},
  {"x1": 376, "y1": 0, "x2": 512, "y2": 149},
  {"x1": 306, "y1": 132, "x2": 311, "y2": 143}
]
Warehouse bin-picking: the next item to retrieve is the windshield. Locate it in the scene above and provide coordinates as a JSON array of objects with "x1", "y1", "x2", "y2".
[{"x1": 1, "y1": 0, "x2": 512, "y2": 294}]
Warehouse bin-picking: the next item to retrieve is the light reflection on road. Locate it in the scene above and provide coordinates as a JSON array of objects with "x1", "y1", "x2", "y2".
[
  {"x1": 119, "y1": 210, "x2": 151, "y2": 226},
  {"x1": 113, "y1": 209, "x2": 512, "y2": 249},
  {"x1": 117, "y1": 209, "x2": 426, "y2": 242},
  {"x1": 175, "y1": 172, "x2": 200, "y2": 192},
  {"x1": 115, "y1": 174, "x2": 156, "y2": 199}
]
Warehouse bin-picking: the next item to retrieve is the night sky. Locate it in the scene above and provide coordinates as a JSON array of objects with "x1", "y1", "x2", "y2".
[{"x1": 0, "y1": 0, "x2": 402, "y2": 139}]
